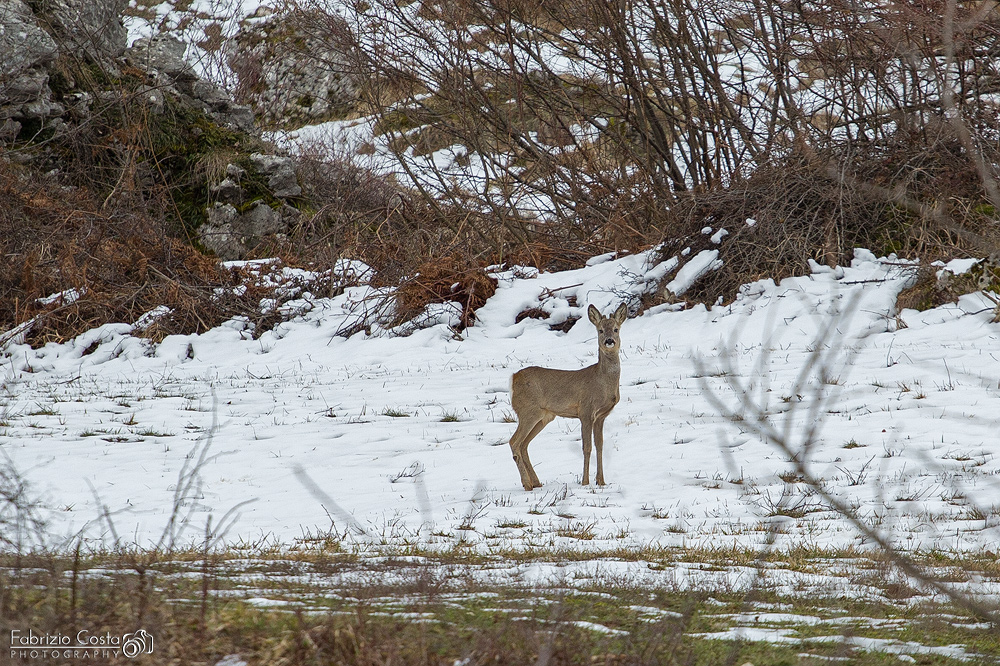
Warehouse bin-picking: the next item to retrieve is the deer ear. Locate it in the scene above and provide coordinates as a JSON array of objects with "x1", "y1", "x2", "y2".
[
  {"x1": 587, "y1": 304, "x2": 602, "y2": 325},
  {"x1": 613, "y1": 302, "x2": 628, "y2": 324}
]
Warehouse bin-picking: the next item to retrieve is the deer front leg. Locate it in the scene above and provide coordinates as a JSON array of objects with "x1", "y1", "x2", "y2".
[
  {"x1": 594, "y1": 415, "x2": 607, "y2": 486},
  {"x1": 581, "y1": 418, "x2": 594, "y2": 486}
]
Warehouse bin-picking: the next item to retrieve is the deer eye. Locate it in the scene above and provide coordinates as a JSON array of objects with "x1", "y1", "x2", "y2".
[{"x1": 613, "y1": 328, "x2": 619, "y2": 332}]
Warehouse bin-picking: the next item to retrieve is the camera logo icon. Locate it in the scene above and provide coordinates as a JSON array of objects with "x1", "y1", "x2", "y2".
[{"x1": 122, "y1": 629, "x2": 154, "y2": 657}]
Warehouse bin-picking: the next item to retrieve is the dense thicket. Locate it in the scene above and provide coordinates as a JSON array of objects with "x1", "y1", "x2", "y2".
[{"x1": 300, "y1": 0, "x2": 1000, "y2": 299}]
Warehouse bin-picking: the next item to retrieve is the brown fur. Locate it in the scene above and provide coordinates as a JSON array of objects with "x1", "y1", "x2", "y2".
[{"x1": 508, "y1": 303, "x2": 627, "y2": 490}]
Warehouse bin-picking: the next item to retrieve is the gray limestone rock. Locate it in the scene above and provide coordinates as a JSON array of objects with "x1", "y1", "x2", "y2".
[
  {"x1": 0, "y1": 0, "x2": 125, "y2": 125},
  {"x1": 190, "y1": 78, "x2": 229, "y2": 105},
  {"x1": 243, "y1": 201, "x2": 283, "y2": 237},
  {"x1": 0, "y1": 1, "x2": 59, "y2": 122},
  {"x1": 37, "y1": 0, "x2": 127, "y2": 64},
  {"x1": 136, "y1": 86, "x2": 165, "y2": 115},
  {"x1": 0, "y1": 118, "x2": 20, "y2": 140},
  {"x1": 126, "y1": 35, "x2": 192, "y2": 80},
  {"x1": 199, "y1": 200, "x2": 289, "y2": 260},
  {"x1": 192, "y1": 79, "x2": 253, "y2": 130},
  {"x1": 206, "y1": 202, "x2": 239, "y2": 226},
  {"x1": 222, "y1": 103, "x2": 255, "y2": 133},
  {"x1": 199, "y1": 203, "x2": 244, "y2": 260},
  {"x1": 124, "y1": 35, "x2": 255, "y2": 132},
  {"x1": 250, "y1": 153, "x2": 301, "y2": 199},
  {"x1": 228, "y1": 10, "x2": 357, "y2": 130},
  {"x1": 22, "y1": 96, "x2": 61, "y2": 118},
  {"x1": 186, "y1": 78, "x2": 255, "y2": 133},
  {"x1": 5, "y1": 66, "x2": 50, "y2": 101},
  {"x1": 211, "y1": 177, "x2": 243, "y2": 204},
  {"x1": 0, "y1": 1, "x2": 59, "y2": 78}
]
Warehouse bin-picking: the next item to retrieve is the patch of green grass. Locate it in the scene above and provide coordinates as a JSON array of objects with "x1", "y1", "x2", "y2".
[
  {"x1": 135, "y1": 427, "x2": 176, "y2": 437},
  {"x1": 0, "y1": 543, "x2": 997, "y2": 665},
  {"x1": 381, "y1": 407, "x2": 411, "y2": 417}
]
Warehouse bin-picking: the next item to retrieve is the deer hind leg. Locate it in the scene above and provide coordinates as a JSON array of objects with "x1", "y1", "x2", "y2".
[
  {"x1": 518, "y1": 412, "x2": 553, "y2": 489},
  {"x1": 594, "y1": 415, "x2": 607, "y2": 486},
  {"x1": 509, "y1": 418, "x2": 539, "y2": 491},
  {"x1": 510, "y1": 411, "x2": 553, "y2": 490},
  {"x1": 581, "y1": 418, "x2": 594, "y2": 486}
]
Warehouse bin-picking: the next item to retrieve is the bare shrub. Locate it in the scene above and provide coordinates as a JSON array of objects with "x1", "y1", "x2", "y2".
[
  {"x1": 663, "y1": 133, "x2": 1000, "y2": 305},
  {"x1": 227, "y1": 7, "x2": 359, "y2": 130},
  {"x1": 292, "y1": 0, "x2": 1000, "y2": 299}
]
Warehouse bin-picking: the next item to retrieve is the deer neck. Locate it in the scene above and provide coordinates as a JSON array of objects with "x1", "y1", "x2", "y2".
[{"x1": 597, "y1": 347, "x2": 621, "y2": 380}]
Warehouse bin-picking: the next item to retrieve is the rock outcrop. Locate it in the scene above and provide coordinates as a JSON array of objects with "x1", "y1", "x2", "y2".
[
  {"x1": 228, "y1": 10, "x2": 357, "y2": 130},
  {"x1": 35, "y1": 0, "x2": 127, "y2": 65},
  {"x1": 0, "y1": 0, "x2": 61, "y2": 130},
  {"x1": 0, "y1": 0, "x2": 129, "y2": 130},
  {"x1": 0, "y1": 2, "x2": 255, "y2": 142},
  {"x1": 0, "y1": 0, "x2": 341, "y2": 262},
  {"x1": 197, "y1": 158, "x2": 304, "y2": 260},
  {"x1": 249, "y1": 153, "x2": 301, "y2": 199},
  {"x1": 124, "y1": 35, "x2": 255, "y2": 132},
  {"x1": 198, "y1": 199, "x2": 302, "y2": 261}
]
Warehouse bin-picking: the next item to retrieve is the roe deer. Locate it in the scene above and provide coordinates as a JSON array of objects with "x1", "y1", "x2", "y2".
[{"x1": 508, "y1": 303, "x2": 627, "y2": 490}]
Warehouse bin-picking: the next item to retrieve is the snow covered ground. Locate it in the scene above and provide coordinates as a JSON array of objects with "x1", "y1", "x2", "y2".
[
  {"x1": 3, "y1": 249, "x2": 1000, "y2": 552},
  {"x1": 8, "y1": 2, "x2": 1000, "y2": 558}
]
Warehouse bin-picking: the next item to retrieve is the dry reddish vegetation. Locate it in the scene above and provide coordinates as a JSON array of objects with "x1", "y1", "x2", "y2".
[
  {"x1": 0, "y1": 163, "x2": 342, "y2": 346},
  {"x1": 664, "y1": 137, "x2": 1000, "y2": 307},
  {"x1": 5, "y1": 129, "x2": 998, "y2": 347},
  {"x1": 393, "y1": 255, "x2": 498, "y2": 330},
  {"x1": 0, "y1": 165, "x2": 223, "y2": 345}
]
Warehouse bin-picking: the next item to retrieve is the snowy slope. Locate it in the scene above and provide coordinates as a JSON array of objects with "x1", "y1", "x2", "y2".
[{"x1": 2, "y1": 249, "x2": 999, "y2": 552}]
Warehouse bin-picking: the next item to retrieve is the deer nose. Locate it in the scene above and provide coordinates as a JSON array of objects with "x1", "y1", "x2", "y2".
[{"x1": 604, "y1": 337, "x2": 615, "y2": 346}]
